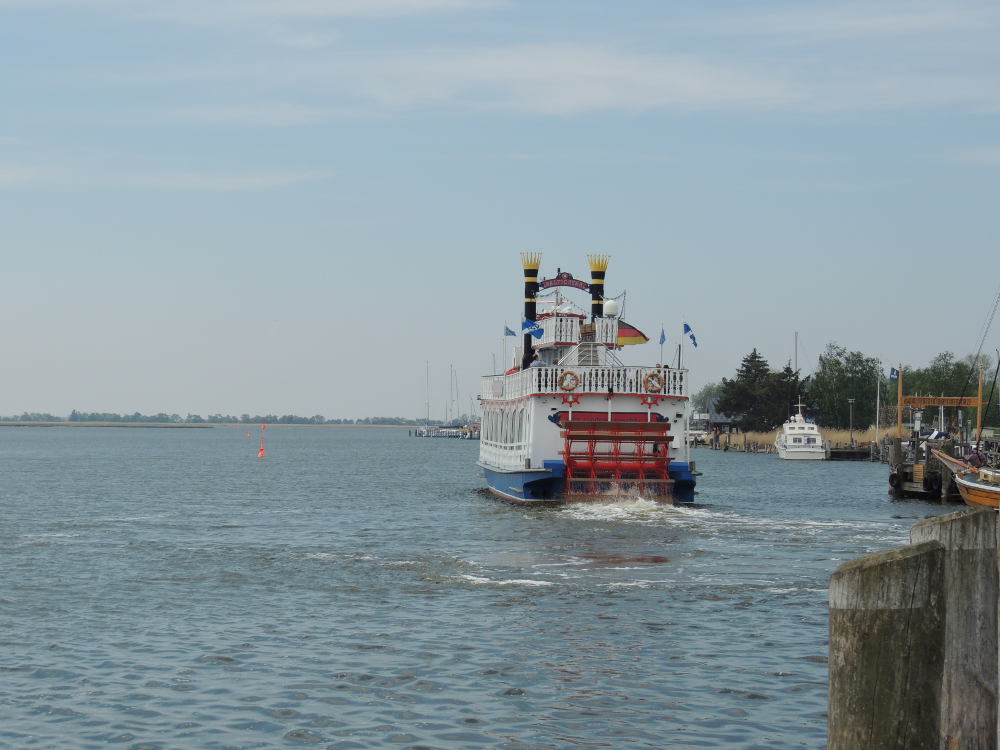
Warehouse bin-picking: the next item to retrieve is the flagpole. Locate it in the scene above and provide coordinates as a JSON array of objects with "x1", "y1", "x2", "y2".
[
  {"x1": 502, "y1": 324, "x2": 507, "y2": 374},
  {"x1": 678, "y1": 319, "x2": 684, "y2": 369},
  {"x1": 659, "y1": 322, "x2": 664, "y2": 365},
  {"x1": 875, "y1": 361, "x2": 881, "y2": 449},
  {"x1": 897, "y1": 363, "x2": 903, "y2": 438}
]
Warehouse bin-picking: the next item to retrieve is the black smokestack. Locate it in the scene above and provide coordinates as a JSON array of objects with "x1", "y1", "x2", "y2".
[
  {"x1": 588, "y1": 254, "x2": 610, "y2": 320},
  {"x1": 520, "y1": 253, "x2": 541, "y2": 369}
]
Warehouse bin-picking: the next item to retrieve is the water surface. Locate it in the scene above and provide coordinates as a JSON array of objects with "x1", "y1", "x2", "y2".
[{"x1": 0, "y1": 427, "x2": 950, "y2": 748}]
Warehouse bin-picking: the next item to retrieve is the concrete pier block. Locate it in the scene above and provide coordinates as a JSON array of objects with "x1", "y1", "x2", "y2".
[
  {"x1": 911, "y1": 507, "x2": 998, "y2": 750},
  {"x1": 829, "y1": 541, "x2": 946, "y2": 750}
]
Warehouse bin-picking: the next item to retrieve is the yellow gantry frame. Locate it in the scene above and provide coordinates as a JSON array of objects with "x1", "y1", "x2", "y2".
[{"x1": 895, "y1": 364, "x2": 985, "y2": 438}]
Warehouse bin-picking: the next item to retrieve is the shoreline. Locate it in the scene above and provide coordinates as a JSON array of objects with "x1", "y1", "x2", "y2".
[{"x1": 0, "y1": 422, "x2": 417, "y2": 429}]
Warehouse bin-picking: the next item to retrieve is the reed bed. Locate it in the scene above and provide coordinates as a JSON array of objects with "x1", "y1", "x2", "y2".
[{"x1": 709, "y1": 427, "x2": 882, "y2": 449}]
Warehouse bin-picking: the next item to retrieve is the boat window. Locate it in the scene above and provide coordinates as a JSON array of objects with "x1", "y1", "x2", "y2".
[{"x1": 793, "y1": 437, "x2": 802, "y2": 444}]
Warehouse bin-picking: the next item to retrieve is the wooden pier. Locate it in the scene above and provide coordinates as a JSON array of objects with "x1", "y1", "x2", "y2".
[
  {"x1": 828, "y1": 446, "x2": 873, "y2": 461},
  {"x1": 885, "y1": 437, "x2": 981, "y2": 504}
]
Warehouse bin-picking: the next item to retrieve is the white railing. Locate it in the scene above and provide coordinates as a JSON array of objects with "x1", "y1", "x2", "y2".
[
  {"x1": 481, "y1": 366, "x2": 688, "y2": 401},
  {"x1": 535, "y1": 316, "x2": 618, "y2": 347},
  {"x1": 478, "y1": 442, "x2": 527, "y2": 471},
  {"x1": 594, "y1": 318, "x2": 618, "y2": 345},
  {"x1": 537, "y1": 317, "x2": 580, "y2": 346}
]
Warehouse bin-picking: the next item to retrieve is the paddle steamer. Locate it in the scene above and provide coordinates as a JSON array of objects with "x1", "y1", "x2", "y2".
[{"x1": 477, "y1": 254, "x2": 696, "y2": 504}]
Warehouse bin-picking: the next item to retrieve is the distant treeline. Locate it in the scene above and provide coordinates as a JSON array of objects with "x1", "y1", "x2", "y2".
[
  {"x1": 0, "y1": 411, "x2": 446, "y2": 426},
  {"x1": 695, "y1": 345, "x2": 996, "y2": 432}
]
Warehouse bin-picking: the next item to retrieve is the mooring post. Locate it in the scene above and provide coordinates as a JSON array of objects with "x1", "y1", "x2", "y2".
[
  {"x1": 910, "y1": 508, "x2": 998, "y2": 749},
  {"x1": 829, "y1": 541, "x2": 946, "y2": 749},
  {"x1": 888, "y1": 437, "x2": 902, "y2": 467}
]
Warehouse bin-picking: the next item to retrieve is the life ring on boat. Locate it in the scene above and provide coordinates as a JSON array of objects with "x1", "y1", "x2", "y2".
[
  {"x1": 558, "y1": 370, "x2": 580, "y2": 391},
  {"x1": 643, "y1": 371, "x2": 664, "y2": 393},
  {"x1": 888, "y1": 472, "x2": 900, "y2": 489}
]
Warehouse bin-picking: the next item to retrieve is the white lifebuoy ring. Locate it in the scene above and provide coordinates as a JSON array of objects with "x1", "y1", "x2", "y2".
[
  {"x1": 643, "y1": 371, "x2": 664, "y2": 393},
  {"x1": 559, "y1": 370, "x2": 580, "y2": 391}
]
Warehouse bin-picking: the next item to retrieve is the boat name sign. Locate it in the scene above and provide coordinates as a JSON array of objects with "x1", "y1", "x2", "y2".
[{"x1": 540, "y1": 272, "x2": 589, "y2": 290}]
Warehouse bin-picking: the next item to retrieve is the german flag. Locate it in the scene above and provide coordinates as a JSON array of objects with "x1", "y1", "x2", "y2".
[{"x1": 616, "y1": 320, "x2": 649, "y2": 346}]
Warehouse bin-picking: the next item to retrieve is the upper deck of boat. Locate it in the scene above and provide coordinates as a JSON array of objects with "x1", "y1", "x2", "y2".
[{"x1": 481, "y1": 365, "x2": 688, "y2": 401}]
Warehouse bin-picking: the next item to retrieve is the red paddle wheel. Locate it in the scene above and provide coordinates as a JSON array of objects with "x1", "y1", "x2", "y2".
[{"x1": 561, "y1": 420, "x2": 673, "y2": 501}]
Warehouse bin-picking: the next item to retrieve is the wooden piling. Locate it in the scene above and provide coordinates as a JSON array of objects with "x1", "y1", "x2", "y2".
[
  {"x1": 830, "y1": 508, "x2": 1000, "y2": 749},
  {"x1": 888, "y1": 437, "x2": 902, "y2": 467},
  {"x1": 910, "y1": 508, "x2": 998, "y2": 749},
  {"x1": 829, "y1": 541, "x2": 946, "y2": 749}
]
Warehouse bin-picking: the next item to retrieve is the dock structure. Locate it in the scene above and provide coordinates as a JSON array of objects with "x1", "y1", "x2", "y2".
[
  {"x1": 884, "y1": 436, "x2": 993, "y2": 503},
  {"x1": 828, "y1": 445, "x2": 872, "y2": 461},
  {"x1": 829, "y1": 507, "x2": 998, "y2": 749},
  {"x1": 885, "y1": 363, "x2": 991, "y2": 502}
]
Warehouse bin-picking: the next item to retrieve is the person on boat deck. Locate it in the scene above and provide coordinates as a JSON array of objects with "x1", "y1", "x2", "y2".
[
  {"x1": 967, "y1": 448, "x2": 985, "y2": 468},
  {"x1": 530, "y1": 351, "x2": 545, "y2": 367}
]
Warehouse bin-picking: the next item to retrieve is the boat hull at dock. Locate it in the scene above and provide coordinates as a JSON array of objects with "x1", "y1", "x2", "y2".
[
  {"x1": 776, "y1": 447, "x2": 827, "y2": 460},
  {"x1": 954, "y1": 473, "x2": 1000, "y2": 509}
]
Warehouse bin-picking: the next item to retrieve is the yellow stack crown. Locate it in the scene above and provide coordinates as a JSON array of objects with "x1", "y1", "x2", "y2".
[
  {"x1": 587, "y1": 254, "x2": 610, "y2": 273},
  {"x1": 520, "y1": 252, "x2": 542, "y2": 270}
]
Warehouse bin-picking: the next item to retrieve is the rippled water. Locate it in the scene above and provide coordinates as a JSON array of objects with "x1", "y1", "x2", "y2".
[{"x1": 1, "y1": 426, "x2": 951, "y2": 749}]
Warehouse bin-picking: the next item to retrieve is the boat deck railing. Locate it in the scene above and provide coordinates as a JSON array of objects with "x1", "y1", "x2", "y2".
[{"x1": 481, "y1": 366, "x2": 687, "y2": 400}]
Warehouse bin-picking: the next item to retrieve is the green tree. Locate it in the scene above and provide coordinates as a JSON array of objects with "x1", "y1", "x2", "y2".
[
  {"x1": 716, "y1": 349, "x2": 798, "y2": 431},
  {"x1": 894, "y1": 351, "x2": 997, "y2": 431},
  {"x1": 808, "y1": 343, "x2": 881, "y2": 429},
  {"x1": 691, "y1": 381, "x2": 723, "y2": 413}
]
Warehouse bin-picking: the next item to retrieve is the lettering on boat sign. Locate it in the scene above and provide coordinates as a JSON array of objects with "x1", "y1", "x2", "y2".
[{"x1": 540, "y1": 272, "x2": 588, "y2": 290}]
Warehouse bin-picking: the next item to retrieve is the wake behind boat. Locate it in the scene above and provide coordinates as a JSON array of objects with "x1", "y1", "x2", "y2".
[{"x1": 477, "y1": 254, "x2": 696, "y2": 504}]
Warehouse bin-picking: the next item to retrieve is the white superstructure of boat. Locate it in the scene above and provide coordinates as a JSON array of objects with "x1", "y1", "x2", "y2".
[{"x1": 775, "y1": 400, "x2": 826, "y2": 460}]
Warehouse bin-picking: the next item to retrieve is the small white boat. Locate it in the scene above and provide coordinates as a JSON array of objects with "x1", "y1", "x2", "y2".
[{"x1": 775, "y1": 400, "x2": 826, "y2": 460}]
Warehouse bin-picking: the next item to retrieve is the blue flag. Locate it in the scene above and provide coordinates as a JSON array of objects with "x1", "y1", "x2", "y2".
[
  {"x1": 504, "y1": 325, "x2": 516, "y2": 336},
  {"x1": 683, "y1": 322, "x2": 697, "y2": 348},
  {"x1": 889, "y1": 367, "x2": 899, "y2": 381},
  {"x1": 659, "y1": 328, "x2": 666, "y2": 346},
  {"x1": 522, "y1": 318, "x2": 544, "y2": 340}
]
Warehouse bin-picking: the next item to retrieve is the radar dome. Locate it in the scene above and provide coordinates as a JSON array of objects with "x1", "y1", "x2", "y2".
[{"x1": 602, "y1": 299, "x2": 620, "y2": 317}]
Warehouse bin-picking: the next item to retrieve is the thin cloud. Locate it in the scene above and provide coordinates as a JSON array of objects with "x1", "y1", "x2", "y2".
[
  {"x1": 356, "y1": 45, "x2": 795, "y2": 113},
  {"x1": 0, "y1": 0, "x2": 500, "y2": 24},
  {"x1": 959, "y1": 147, "x2": 1000, "y2": 165},
  {"x1": 165, "y1": 103, "x2": 355, "y2": 127},
  {"x1": 132, "y1": 170, "x2": 332, "y2": 191},
  {"x1": 697, "y1": 2, "x2": 998, "y2": 38},
  {"x1": 77, "y1": 40, "x2": 1000, "y2": 116},
  {"x1": 0, "y1": 165, "x2": 45, "y2": 187},
  {"x1": 0, "y1": 162, "x2": 332, "y2": 191}
]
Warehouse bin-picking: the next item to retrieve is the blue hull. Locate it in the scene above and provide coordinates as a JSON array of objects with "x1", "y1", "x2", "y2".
[
  {"x1": 478, "y1": 462, "x2": 565, "y2": 503},
  {"x1": 480, "y1": 460, "x2": 695, "y2": 504},
  {"x1": 668, "y1": 461, "x2": 697, "y2": 504}
]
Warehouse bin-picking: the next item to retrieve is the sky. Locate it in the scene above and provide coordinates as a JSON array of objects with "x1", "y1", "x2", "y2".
[{"x1": 2, "y1": 0, "x2": 999, "y2": 420}]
